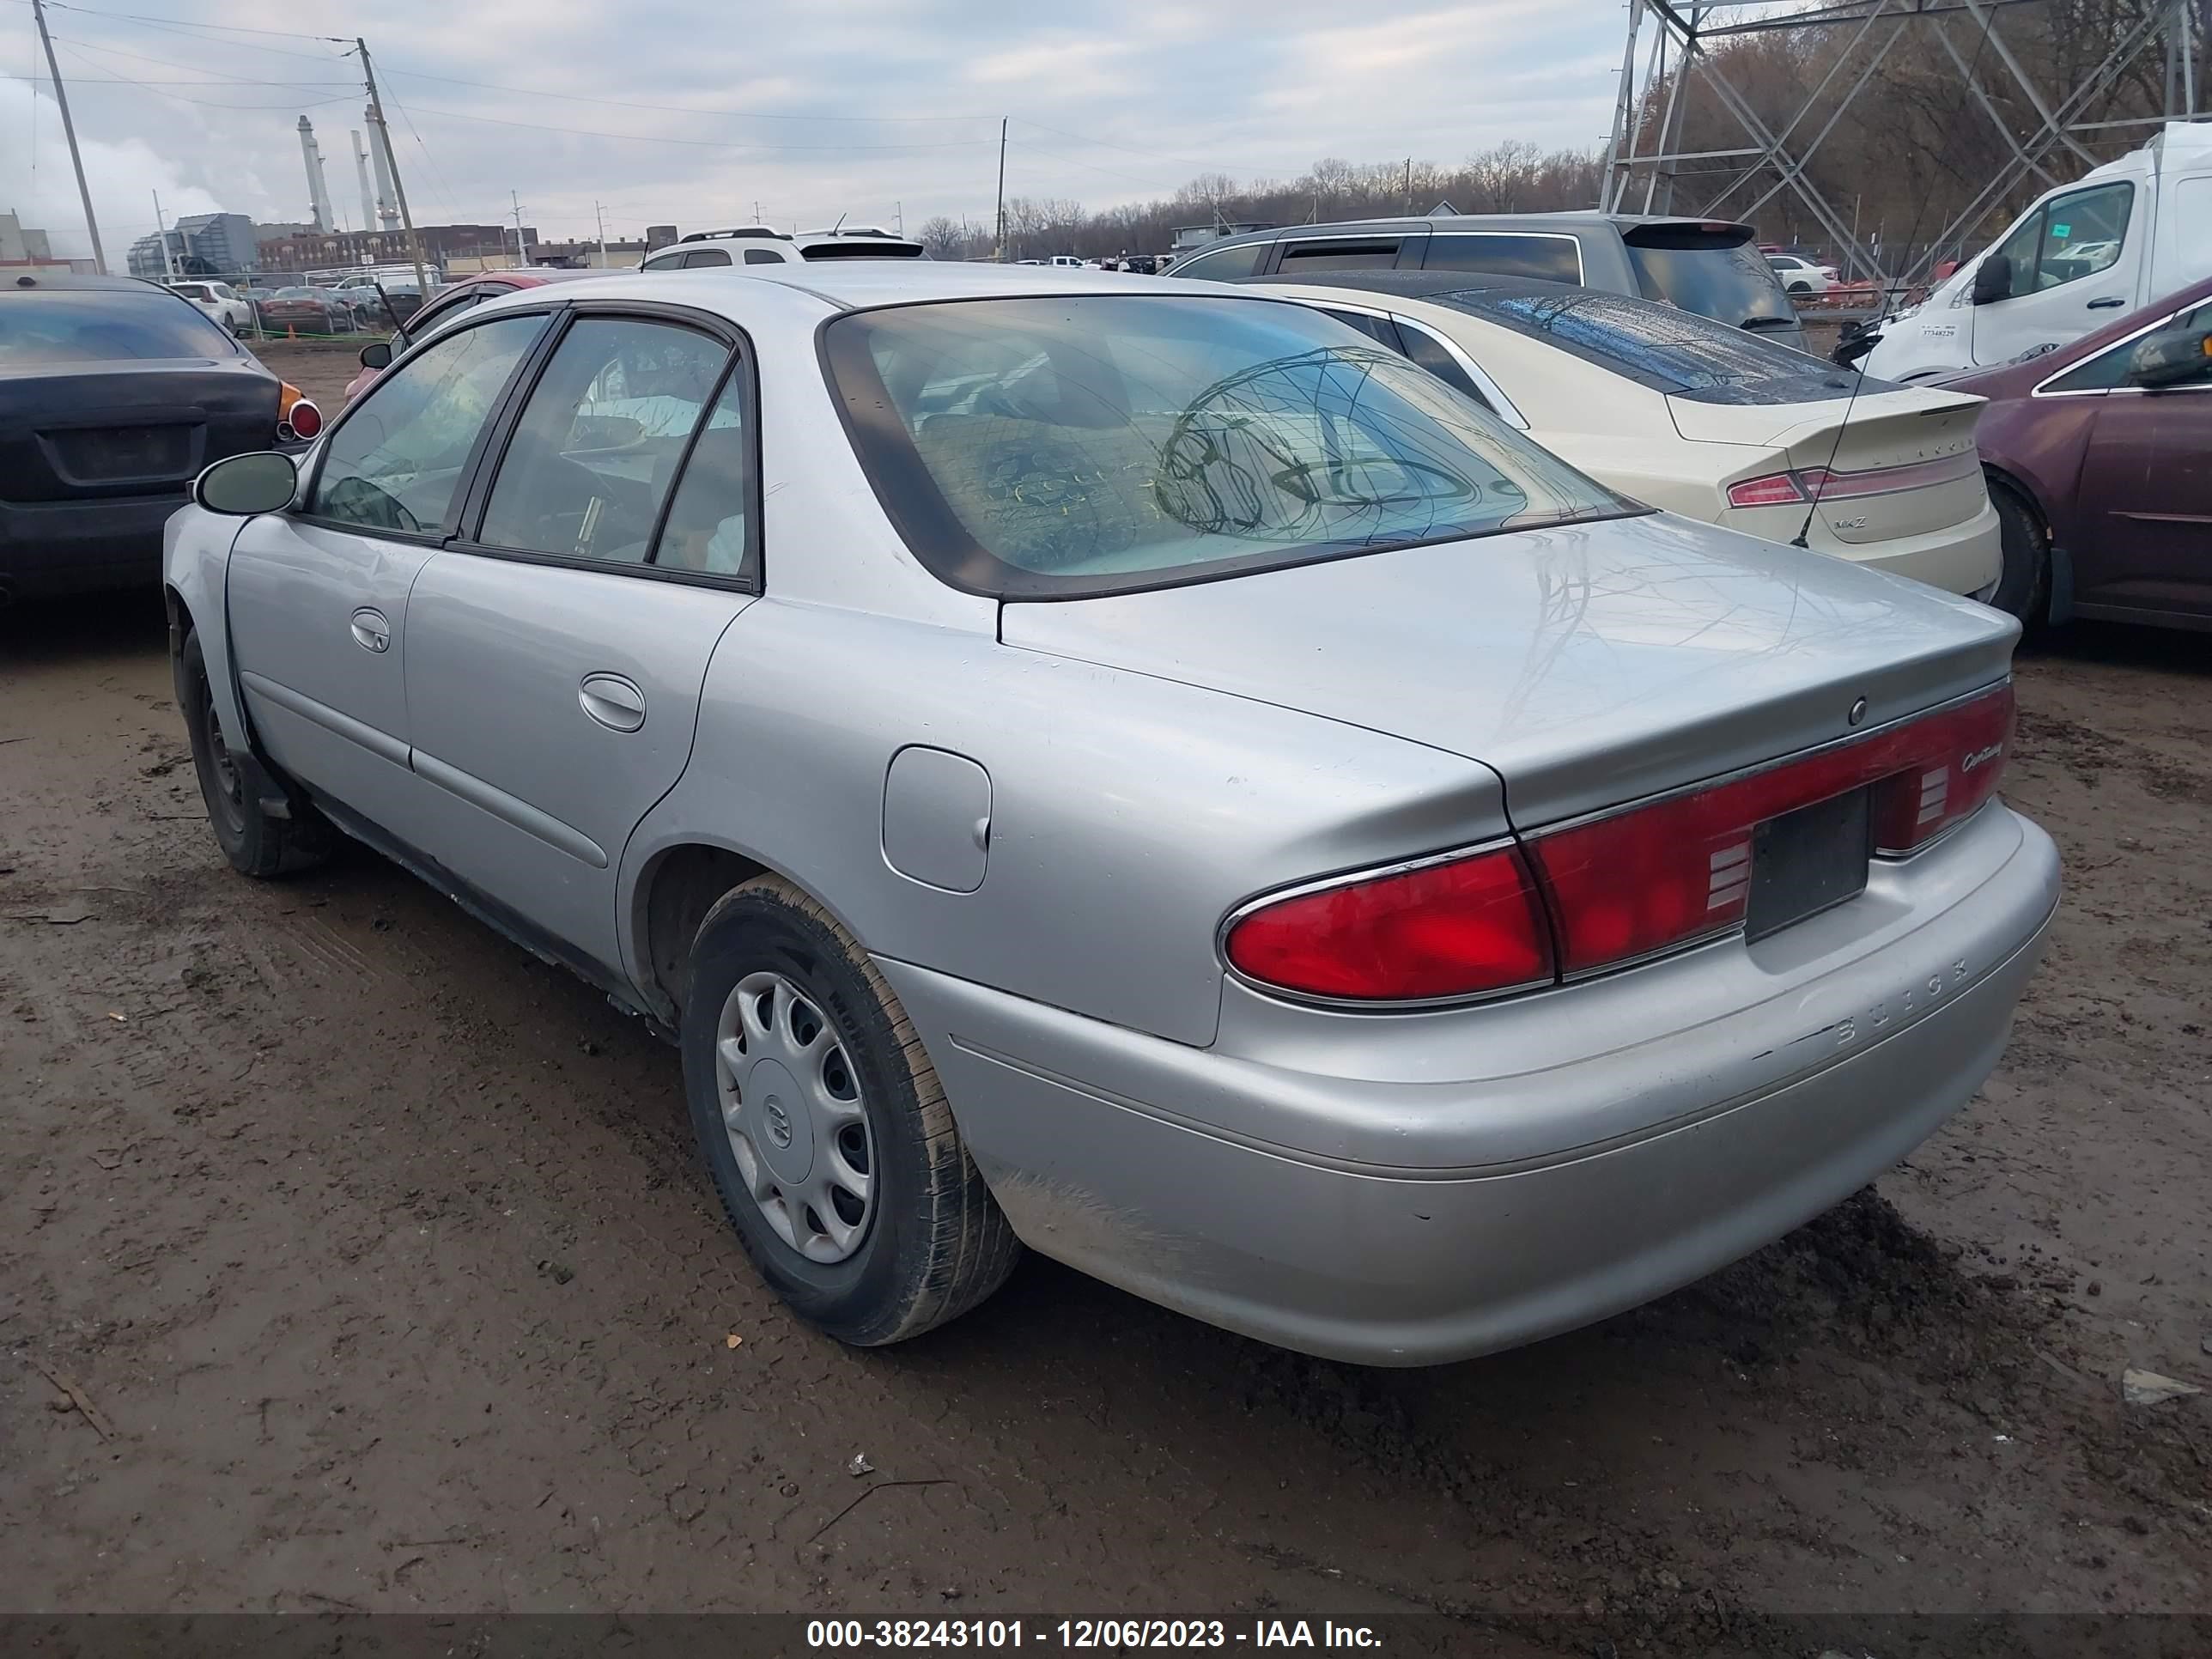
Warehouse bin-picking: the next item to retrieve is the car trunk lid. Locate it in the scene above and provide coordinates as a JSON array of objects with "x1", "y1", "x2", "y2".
[
  {"x1": 1671, "y1": 386, "x2": 1990, "y2": 544},
  {"x1": 999, "y1": 510, "x2": 2016, "y2": 830},
  {"x1": 0, "y1": 360, "x2": 281, "y2": 504}
]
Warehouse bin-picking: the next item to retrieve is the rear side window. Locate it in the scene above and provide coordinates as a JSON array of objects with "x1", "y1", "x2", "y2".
[
  {"x1": 1620, "y1": 226, "x2": 1797, "y2": 331},
  {"x1": 743, "y1": 247, "x2": 785, "y2": 265},
  {"x1": 1426, "y1": 288, "x2": 1870, "y2": 404},
  {"x1": 1170, "y1": 241, "x2": 1265, "y2": 281},
  {"x1": 1423, "y1": 234, "x2": 1580, "y2": 283},
  {"x1": 654, "y1": 375, "x2": 754, "y2": 578},
  {"x1": 477, "y1": 317, "x2": 731, "y2": 565},
  {"x1": 0, "y1": 289, "x2": 239, "y2": 364},
  {"x1": 1320, "y1": 308, "x2": 1406, "y2": 351},
  {"x1": 311, "y1": 314, "x2": 544, "y2": 535},
  {"x1": 682, "y1": 247, "x2": 732, "y2": 268},
  {"x1": 1279, "y1": 238, "x2": 1403, "y2": 272},
  {"x1": 1395, "y1": 319, "x2": 1491, "y2": 409}
]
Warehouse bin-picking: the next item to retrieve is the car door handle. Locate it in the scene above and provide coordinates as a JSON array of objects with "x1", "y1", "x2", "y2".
[
  {"x1": 2087, "y1": 296, "x2": 2125, "y2": 309},
  {"x1": 349, "y1": 607, "x2": 391, "y2": 653},
  {"x1": 578, "y1": 672, "x2": 647, "y2": 732}
]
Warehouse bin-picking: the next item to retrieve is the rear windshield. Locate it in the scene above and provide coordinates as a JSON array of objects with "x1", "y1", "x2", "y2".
[
  {"x1": 0, "y1": 288, "x2": 240, "y2": 364},
  {"x1": 1422, "y1": 288, "x2": 1873, "y2": 404},
  {"x1": 823, "y1": 294, "x2": 1636, "y2": 599},
  {"x1": 1620, "y1": 227, "x2": 1800, "y2": 333}
]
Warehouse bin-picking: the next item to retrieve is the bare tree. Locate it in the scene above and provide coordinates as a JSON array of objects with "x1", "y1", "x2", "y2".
[{"x1": 916, "y1": 216, "x2": 967, "y2": 260}]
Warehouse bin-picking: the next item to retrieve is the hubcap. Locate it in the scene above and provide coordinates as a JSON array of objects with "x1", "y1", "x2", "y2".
[{"x1": 712, "y1": 971, "x2": 875, "y2": 1264}]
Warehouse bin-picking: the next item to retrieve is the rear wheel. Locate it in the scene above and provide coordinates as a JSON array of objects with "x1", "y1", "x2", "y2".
[
  {"x1": 1787, "y1": 281, "x2": 1813, "y2": 295},
  {"x1": 1986, "y1": 480, "x2": 2050, "y2": 626},
  {"x1": 679, "y1": 874, "x2": 1021, "y2": 1346},
  {"x1": 179, "y1": 628, "x2": 331, "y2": 878}
]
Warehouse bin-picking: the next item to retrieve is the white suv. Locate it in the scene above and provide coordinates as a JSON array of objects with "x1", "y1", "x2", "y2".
[
  {"x1": 641, "y1": 228, "x2": 927, "y2": 270},
  {"x1": 165, "y1": 280, "x2": 253, "y2": 334}
]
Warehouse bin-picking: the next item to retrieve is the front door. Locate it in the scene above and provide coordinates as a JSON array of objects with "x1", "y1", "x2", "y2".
[
  {"x1": 402, "y1": 310, "x2": 760, "y2": 977},
  {"x1": 226, "y1": 312, "x2": 549, "y2": 831},
  {"x1": 1970, "y1": 179, "x2": 2140, "y2": 368},
  {"x1": 2074, "y1": 299, "x2": 2212, "y2": 622}
]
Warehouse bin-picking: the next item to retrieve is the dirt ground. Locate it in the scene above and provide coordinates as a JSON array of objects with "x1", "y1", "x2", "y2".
[{"x1": 1, "y1": 589, "x2": 2207, "y2": 1651}]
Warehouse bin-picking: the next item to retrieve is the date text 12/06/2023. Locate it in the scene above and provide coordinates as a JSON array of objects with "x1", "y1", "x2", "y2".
[{"x1": 806, "y1": 1619, "x2": 1386, "y2": 1649}]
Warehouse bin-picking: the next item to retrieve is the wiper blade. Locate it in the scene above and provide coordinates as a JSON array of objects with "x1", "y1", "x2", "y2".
[{"x1": 1739, "y1": 316, "x2": 1799, "y2": 331}]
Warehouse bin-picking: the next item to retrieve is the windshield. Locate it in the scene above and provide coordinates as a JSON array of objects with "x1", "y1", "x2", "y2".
[
  {"x1": 0, "y1": 289, "x2": 240, "y2": 364},
  {"x1": 1622, "y1": 228, "x2": 1799, "y2": 331},
  {"x1": 824, "y1": 295, "x2": 1635, "y2": 599},
  {"x1": 1426, "y1": 288, "x2": 1875, "y2": 404}
]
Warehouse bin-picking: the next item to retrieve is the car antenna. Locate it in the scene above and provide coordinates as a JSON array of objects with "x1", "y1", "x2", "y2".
[
  {"x1": 831, "y1": 211, "x2": 848, "y2": 235},
  {"x1": 1792, "y1": 3, "x2": 2002, "y2": 551}
]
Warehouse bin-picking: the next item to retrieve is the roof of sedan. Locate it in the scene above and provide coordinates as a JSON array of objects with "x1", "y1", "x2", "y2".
[{"x1": 529, "y1": 260, "x2": 1203, "y2": 313}]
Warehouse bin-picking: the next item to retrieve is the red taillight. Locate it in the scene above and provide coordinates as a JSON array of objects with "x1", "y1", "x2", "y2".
[
  {"x1": 1529, "y1": 684, "x2": 2014, "y2": 975},
  {"x1": 286, "y1": 398, "x2": 321, "y2": 440},
  {"x1": 1728, "y1": 452, "x2": 1978, "y2": 511},
  {"x1": 1224, "y1": 844, "x2": 1554, "y2": 1003},
  {"x1": 1726, "y1": 472, "x2": 1806, "y2": 508}
]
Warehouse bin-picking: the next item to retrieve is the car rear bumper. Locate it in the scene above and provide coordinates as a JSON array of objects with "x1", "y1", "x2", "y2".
[
  {"x1": 879, "y1": 805, "x2": 2059, "y2": 1365},
  {"x1": 0, "y1": 493, "x2": 182, "y2": 599},
  {"x1": 1723, "y1": 498, "x2": 2002, "y2": 597}
]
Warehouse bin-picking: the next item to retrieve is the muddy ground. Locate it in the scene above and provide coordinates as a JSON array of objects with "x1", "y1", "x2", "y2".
[{"x1": 1, "y1": 588, "x2": 2207, "y2": 1651}]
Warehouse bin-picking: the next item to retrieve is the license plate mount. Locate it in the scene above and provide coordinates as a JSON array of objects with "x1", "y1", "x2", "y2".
[{"x1": 1747, "y1": 786, "x2": 1872, "y2": 942}]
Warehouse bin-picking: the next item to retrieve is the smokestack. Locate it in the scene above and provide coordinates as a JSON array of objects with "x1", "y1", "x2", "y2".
[
  {"x1": 351, "y1": 131, "x2": 377, "y2": 238},
  {"x1": 297, "y1": 115, "x2": 334, "y2": 234},
  {"x1": 367, "y1": 104, "x2": 400, "y2": 231}
]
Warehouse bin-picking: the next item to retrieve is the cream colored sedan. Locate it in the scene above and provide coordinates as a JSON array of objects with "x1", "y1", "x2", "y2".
[{"x1": 1247, "y1": 272, "x2": 2002, "y2": 597}]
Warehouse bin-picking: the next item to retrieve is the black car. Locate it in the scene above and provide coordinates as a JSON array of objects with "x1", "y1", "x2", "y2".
[{"x1": 1, "y1": 275, "x2": 313, "y2": 601}]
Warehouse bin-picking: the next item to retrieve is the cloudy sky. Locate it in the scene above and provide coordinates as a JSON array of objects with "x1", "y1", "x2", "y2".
[{"x1": 3, "y1": 0, "x2": 1626, "y2": 258}]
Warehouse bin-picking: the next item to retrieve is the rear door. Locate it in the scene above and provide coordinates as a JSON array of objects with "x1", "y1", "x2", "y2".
[
  {"x1": 401, "y1": 306, "x2": 759, "y2": 975},
  {"x1": 226, "y1": 311, "x2": 549, "y2": 831}
]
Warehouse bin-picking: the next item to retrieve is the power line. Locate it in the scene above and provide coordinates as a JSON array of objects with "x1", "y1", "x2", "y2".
[
  {"x1": 51, "y1": 42, "x2": 354, "y2": 109},
  {"x1": 46, "y1": 30, "x2": 355, "y2": 86},
  {"x1": 42, "y1": 1, "x2": 348, "y2": 44},
  {"x1": 375, "y1": 63, "x2": 994, "y2": 125}
]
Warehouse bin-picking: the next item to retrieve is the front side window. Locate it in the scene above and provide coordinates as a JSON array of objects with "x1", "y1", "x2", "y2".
[
  {"x1": 477, "y1": 316, "x2": 731, "y2": 564},
  {"x1": 0, "y1": 289, "x2": 239, "y2": 364},
  {"x1": 2028, "y1": 182, "x2": 2132, "y2": 291},
  {"x1": 1171, "y1": 241, "x2": 1265, "y2": 281},
  {"x1": 1424, "y1": 234, "x2": 1581, "y2": 283},
  {"x1": 2045, "y1": 299, "x2": 2212, "y2": 393},
  {"x1": 825, "y1": 295, "x2": 1633, "y2": 599},
  {"x1": 309, "y1": 314, "x2": 544, "y2": 535}
]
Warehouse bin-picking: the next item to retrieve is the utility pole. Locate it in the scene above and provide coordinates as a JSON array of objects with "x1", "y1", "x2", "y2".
[
  {"x1": 33, "y1": 0, "x2": 106, "y2": 274},
  {"x1": 895, "y1": 200, "x2": 903, "y2": 236},
  {"x1": 1404, "y1": 157, "x2": 1413, "y2": 215},
  {"x1": 152, "y1": 190, "x2": 176, "y2": 280},
  {"x1": 357, "y1": 40, "x2": 430, "y2": 301},
  {"x1": 994, "y1": 117, "x2": 1008, "y2": 262},
  {"x1": 594, "y1": 201, "x2": 609, "y2": 267},
  {"x1": 509, "y1": 190, "x2": 527, "y2": 264}
]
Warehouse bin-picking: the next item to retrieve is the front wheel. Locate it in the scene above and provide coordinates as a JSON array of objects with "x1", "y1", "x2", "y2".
[
  {"x1": 679, "y1": 874, "x2": 1021, "y2": 1346},
  {"x1": 178, "y1": 628, "x2": 331, "y2": 878}
]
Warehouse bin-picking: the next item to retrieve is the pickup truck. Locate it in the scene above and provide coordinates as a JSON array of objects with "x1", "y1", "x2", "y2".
[{"x1": 1854, "y1": 121, "x2": 2212, "y2": 382}]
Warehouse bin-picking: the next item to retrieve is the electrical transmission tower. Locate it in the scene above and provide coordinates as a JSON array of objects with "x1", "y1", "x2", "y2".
[{"x1": 1601, "y1": 0, "x2": 2203, "y2": 287}]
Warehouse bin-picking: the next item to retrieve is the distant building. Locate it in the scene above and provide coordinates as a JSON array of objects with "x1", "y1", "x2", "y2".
[
  {"x1": 1170, "y1": 222, "x2": 1272, "y2": 252},
  {"x1": 1, "y1": 210, "x2": 64, "y2": 268},
  {"x1": 174, "y1": 213, "x2": 259, "y2": 275},
  {"x1": 256, "y1": 222, "x2": 531, "y2": 276}
]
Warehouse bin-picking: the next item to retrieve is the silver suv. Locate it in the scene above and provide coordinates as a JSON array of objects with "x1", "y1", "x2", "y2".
[{"x1": 1167, "y1": 212, "x2": 1808, "y2": 349}]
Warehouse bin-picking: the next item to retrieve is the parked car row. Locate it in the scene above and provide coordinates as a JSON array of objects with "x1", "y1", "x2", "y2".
[{"x1": 161, "y1": 261, "x2": 2065, "y2": 1366}]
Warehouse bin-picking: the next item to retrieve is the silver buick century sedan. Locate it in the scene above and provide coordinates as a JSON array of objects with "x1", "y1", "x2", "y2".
[{"x1": 165, "y1": 264, "x2": 2060, "y2": 1365}]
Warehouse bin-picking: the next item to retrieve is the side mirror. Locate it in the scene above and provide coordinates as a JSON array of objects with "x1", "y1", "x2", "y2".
[
  {"x1": 194, "y1": 451, "x2": 299, "y2": 517},
  {"x1": 358, "y1": 340, "x2": 393, "y2": 370},
  {"x1": 1970, "y1": 255, "x2": 2012, "y2": 306},
  {"x1": 2129, "y1": 326, "x2": 2212, "y2": 388}
]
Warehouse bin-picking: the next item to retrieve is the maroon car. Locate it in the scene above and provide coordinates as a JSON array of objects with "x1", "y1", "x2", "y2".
[
  {"x1": 340, "y1": 269, "x2": 597, "y2": 404},
  {"x1": 1946, "y1": 274, "x2": 2212, "y2": 631}
]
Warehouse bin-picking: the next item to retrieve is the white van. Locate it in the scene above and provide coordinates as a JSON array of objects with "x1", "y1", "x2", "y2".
[{"x1": 1857, "y1": 120, "x2": 2212, "y2": 380}]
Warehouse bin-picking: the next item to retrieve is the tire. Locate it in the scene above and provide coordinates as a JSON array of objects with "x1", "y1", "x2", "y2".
[
  {"x1": 1788, "y1": 281, "x2": 1813, "y2": 295},
  {"x1": 680, "y1": 874, "x2": 1021, "y2": 1346},
  {"x1": 178, "y1": 628, "x2": 331, "y2": 878},
  {"x1": 1985, "y1": 480, "x2": 2051, "y2": 626}
]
